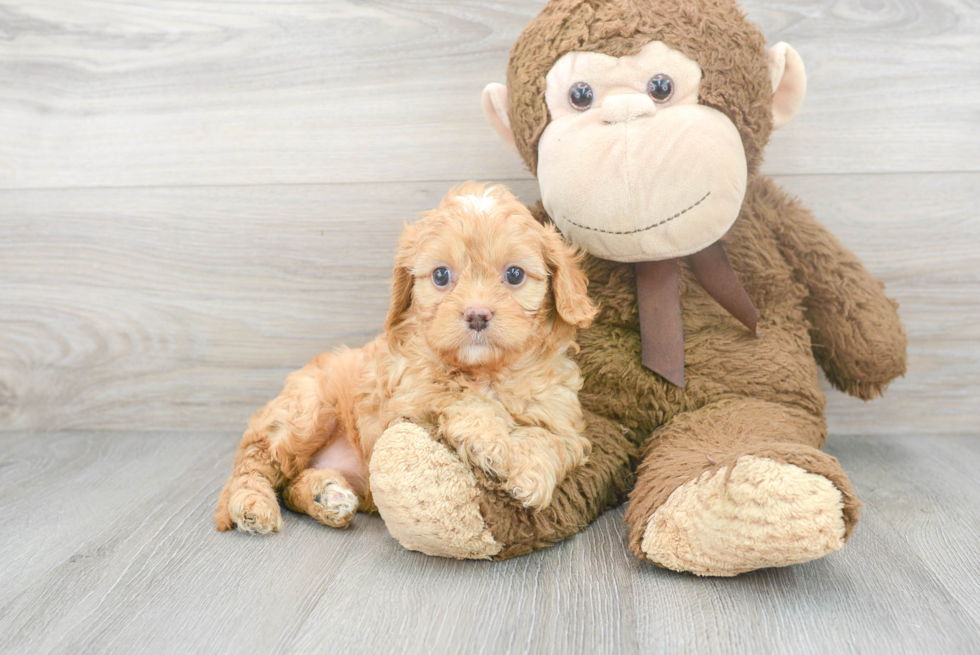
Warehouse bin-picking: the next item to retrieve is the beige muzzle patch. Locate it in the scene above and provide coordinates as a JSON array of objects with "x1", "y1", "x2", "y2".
[
  {"x1": 538, "y1": 103, "x2": 747, "y2": 262},
  {"x1": 600, "y1": 93, "x2": 656, "y2": 124}
]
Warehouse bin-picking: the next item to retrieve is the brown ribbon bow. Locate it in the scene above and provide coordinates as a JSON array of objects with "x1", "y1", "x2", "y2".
[{"x1": 635, "y1": 241, "x2": 759, "y2": 388}]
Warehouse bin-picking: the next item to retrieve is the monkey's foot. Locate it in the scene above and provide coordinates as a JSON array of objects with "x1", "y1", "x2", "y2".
[
  {"x1": 370, "y1": 422, "x2": 501, "y2": 560},
  {"x1": 640, "y1": 455, "x2": 847, "y2": 576}
]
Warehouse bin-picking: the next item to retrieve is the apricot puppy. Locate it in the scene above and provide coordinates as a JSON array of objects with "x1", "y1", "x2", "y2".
[{"x1": 215, "y1": 183, "x2": 597, "y2": 534}]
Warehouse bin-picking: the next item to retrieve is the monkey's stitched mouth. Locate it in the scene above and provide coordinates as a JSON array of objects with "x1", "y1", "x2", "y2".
[{"x1": 563, "y1": 191, "x2": 711, "y2": 235}]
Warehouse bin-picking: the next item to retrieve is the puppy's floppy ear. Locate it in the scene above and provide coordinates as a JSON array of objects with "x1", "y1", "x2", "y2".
[
  {"x1": 384, "y1": 222, "x2": 417, "y2": 335},
  {"x1": 542, "y1": 226, "x2": 596, "y2": 329}
]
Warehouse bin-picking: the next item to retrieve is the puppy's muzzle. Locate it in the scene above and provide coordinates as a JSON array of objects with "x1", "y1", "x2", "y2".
[{"x1": 464, "y1": 306, "x2": 493, "y2": 332}]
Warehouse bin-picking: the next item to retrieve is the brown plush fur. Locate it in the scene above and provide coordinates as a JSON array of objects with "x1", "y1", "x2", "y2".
[
  {"x1": 379, "y1": 0, "x2": 905, "y2": 566},
  {"x1": 476, "y1": 177, "x2": 904, "y2": 563},
  {"x1": 214, "y1": 183, "x2": 599, "y2": 532}
]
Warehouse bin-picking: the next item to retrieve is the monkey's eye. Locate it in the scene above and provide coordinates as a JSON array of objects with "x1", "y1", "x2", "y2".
[
  {"x1": 647, "y1": 74, "x2": 674, "y2": 102},
  {"x1": 568, "y1": 82, "x2": 594, "y2": 111},
  {"x1": 432, "y1": 267, "x2": 452, "y2": 288},
  {"x1": 504, "y1": 266, "x2": 525, "y2": 286}
]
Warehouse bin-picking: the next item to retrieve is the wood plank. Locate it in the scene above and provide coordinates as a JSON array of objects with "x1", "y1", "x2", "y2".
[
  {"x1": 0, "y1": 180, "x2": 538, "y2": 432},
  {"x1": 829, "y1": 435, "x2": 980, "y2": 628},
  {"x1": 0, "y1": 432, "x2": 368, "y2": 654},
  {"x1": 0, "y1": 429, "x2": 637, "y2": 655},
  {"x1": 283, "y1": 510, "x2": 639, "y2": 655},
  {"x1": 0, "y1": 431, "x2": 230, "y2": 607},
  {"x1": 1, "y1": 173, "x2": 975, "y2": 435},
  {"x1": 0, "y1": 0, "x2": 977, "y2": 191},
  {"x1": 1, "y1": 433, "x2": 978, "y2": 654},
  {"x1": 746, "y1": 0, "x2": 980, "y2": 177},
  {"x1": 778, "y1": 174, "x2": 980, "y2": 436}
]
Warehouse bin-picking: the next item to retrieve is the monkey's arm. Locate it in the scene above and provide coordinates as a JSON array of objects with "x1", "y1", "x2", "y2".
[{"x1": 758, "y1": 178, "x2": 907, "y2": 400}]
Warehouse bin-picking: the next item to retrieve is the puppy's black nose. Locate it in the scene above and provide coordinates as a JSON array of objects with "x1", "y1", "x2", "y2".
[{"x1": 464, "y1": 307, "x2": 493, "y2": 332}]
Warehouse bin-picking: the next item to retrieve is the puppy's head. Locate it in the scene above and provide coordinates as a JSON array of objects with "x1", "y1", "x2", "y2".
[{"x1": 385, "y1": 182, "x2": 596, "y2": 370}]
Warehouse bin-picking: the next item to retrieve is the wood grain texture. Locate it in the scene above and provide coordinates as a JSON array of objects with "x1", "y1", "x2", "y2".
[
  {"x1": 835, "y1": 435, "x2": 980, "y2": 629},
  {"x1": 780, "y1": 173, "x2": 980, "y2": 436},
  {"x1": 0, "y1": 432, "x2": 978, "y2": 654},
  {"x1": 0, "y1": 432, "x2": 229, "y2": 607},
  {"x1": 1, "y1": 174, "x2": 977, "y2": 434},
  {"x1": 0, "y1": 0, "x2": 977, "y2": 191},
  {"x1": 0, "y1": 179, "x2": 534, "y2": 431},
  {"x1": 1, "y1": 2, "x2": 978, "y2": 652}
]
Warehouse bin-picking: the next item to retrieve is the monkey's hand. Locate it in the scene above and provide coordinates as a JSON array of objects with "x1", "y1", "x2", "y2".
[
  {"x1": 809, "y1": 274, "x2": 907, "y2": 401},
  {"x1": 764, "y1": 179, "x2": 907, "y2": 399},
  {"x1": 369, "y1": 410, "x2": 635, "y2": 560}
]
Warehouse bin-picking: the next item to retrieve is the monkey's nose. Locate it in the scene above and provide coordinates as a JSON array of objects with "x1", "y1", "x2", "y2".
[
  {"x1": 600, "y1": 93, "x2": 656, "y2": 124},
  {"x1": 464, "y1": 307, "x2": 493, "y2": 332}
]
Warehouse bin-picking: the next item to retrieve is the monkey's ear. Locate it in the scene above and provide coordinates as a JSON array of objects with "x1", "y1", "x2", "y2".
[
  {"x1": 481, "y1": 83, "x2": 518, "y2": 152},
  {"x1": 767, "y1": 43, "x2": 807, "y2": 130}
]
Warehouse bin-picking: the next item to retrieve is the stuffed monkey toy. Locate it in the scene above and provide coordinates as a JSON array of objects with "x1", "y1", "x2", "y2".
[{"x1": 368, "y1": 0, "x2": 907, "y2": 575}]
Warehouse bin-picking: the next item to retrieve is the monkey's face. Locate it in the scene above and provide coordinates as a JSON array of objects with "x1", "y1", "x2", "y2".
[{"x1": 536, "y1": 41, "x2": 747, "y2": 263}]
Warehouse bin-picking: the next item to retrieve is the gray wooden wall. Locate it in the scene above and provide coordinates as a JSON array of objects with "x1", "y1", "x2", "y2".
[{"x1": 1, "y1": 0, "x2": 977, "y2": 435}]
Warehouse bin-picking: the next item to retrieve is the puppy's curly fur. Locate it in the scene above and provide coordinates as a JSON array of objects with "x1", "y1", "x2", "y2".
[{"x1": 215, "y1": 183, "x2": 597, "y2": 533}]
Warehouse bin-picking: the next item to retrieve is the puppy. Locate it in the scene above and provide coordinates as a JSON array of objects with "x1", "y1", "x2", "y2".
[{"x1": 215, "y1": 182, "x2": 597, "y2": 534}]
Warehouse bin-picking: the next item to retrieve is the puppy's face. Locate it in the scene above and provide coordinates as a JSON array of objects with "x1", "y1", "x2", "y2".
[{"x1": 386, "y1": 183, "x2": 596, "y2": 370}]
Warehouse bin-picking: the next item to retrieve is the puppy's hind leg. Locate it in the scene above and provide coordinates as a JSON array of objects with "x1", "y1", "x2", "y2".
[
  {"x1": 215, "y1": 354, "x2": 344, "y2": 534},
  {"x1": 215, "y1": 429, "x2": 286, "y2": 534},
  {"x1": 283, "y1": 468, "x2": 361, "y2": 529}
]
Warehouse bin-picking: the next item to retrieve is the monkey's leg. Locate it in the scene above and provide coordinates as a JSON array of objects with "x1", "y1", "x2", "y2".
[
  {"x1": 369, "y1": 411, "x2": 636, "y2": 560},
  {"x1": 282, "y1": 468, "x2": 361, "y2": 529},
  {"x1": 625, "y1": 397, "x2": 860, "y2": 576}
]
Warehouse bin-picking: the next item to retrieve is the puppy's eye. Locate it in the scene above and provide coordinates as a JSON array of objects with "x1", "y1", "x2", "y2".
[
  {"x1": 647, "y1": 74, "x2": 673, "y2": 103},
  {"x1": 568, "y1": 82, "x2": 594, "y2": 111},
  {"x1": 432, "y1": 267, "x2": 451, "y2": 288},
  {"x1": 504, "y1": 266, "x2": 525, "y2": 286}
]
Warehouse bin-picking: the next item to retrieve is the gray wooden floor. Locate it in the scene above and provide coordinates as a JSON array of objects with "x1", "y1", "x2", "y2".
[
  {"x1": 2, "y1": 1, "x2": 979, "y2": 653},
  {"x1": 0, "y1": 432, "x2": 978, "y2": 654}
]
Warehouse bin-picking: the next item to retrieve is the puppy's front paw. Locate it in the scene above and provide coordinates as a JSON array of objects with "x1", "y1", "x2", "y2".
[
  {"x1": 458, "y1": 440, "x2": 556, "y2": 508},
  {"x1": 508, "y1": 471, "x2": 558, "y2": 510},
  {"x1": 228, "y1": 488, "x2": 282, "y2": 534},
  {"x1": 311, "y1": 482, "x2": 360, "y2": 529},
  {"x1": 504, "y1": 428, "x2": 589, "y2": 510},
  {"x1": 460, "y1": 438, "x2": 509, "y2": 479}
]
